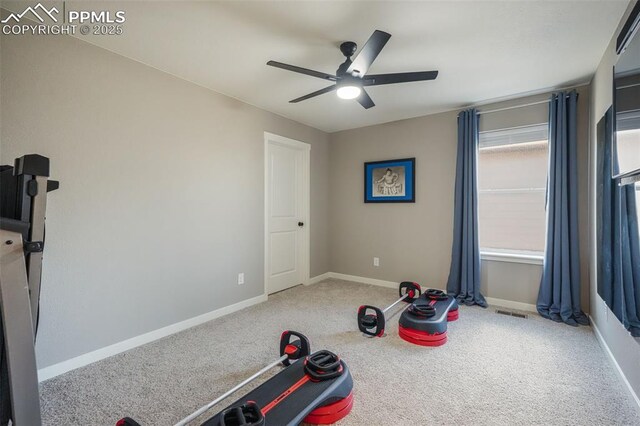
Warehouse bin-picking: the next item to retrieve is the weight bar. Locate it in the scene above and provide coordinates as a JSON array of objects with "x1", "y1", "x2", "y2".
[
  {"x1": 169, "y1": 330, "x2": 310, "y2": 426},
  {"x1": 357, "y1": 281, "x2": 421, "y2": 337}
]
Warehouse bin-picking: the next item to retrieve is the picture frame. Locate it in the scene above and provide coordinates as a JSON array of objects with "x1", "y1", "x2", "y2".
[{"x1": 364, "y1": 158, "x2": 415, "y2": 203}]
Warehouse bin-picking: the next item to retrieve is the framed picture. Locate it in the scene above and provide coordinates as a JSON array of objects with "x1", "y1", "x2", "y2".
[{"x1": 364, "y1": 158, "x2": 415, "y2": 203}]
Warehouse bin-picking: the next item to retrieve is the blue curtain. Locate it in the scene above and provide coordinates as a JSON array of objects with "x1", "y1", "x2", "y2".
[
  {"x1": 446, "y1": 109, "x2": 487, "y2": 307},
  {"x1": 537, "y1": 91, "x2": 588, "y2": 326},
  {"x1": 599, "y1": 108, "x2": 640, "y2": 337},
  {"x1": 618, "y1": 184, "x2": 640, "y2": 336}
]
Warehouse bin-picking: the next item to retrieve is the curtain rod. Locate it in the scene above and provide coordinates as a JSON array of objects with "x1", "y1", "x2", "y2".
[
  {"x1": 475, "y1": 92, "x2": 577, "y2": 116},
  {"x1": 476, "y1": 99, "x2": 549, "y2": 116}
]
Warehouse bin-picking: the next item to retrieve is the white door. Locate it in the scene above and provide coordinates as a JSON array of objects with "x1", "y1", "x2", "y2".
[{"x1": 265, "y1": 133, "x2": 310, "y2": 295}]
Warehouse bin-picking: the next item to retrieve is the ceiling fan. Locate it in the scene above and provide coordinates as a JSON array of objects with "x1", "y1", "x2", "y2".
[{"x1": 266, "y1": 30, "x2": 438, "y2": 109}]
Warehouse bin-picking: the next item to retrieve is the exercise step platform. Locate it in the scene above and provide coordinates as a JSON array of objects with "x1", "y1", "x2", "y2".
[
  {"x1": 203, "y1": 350, "x2": 353, "y2": 426},
  {"x1": 117, "y1": 335, "x2": 353, "y2": 426},
  {"x1": 398, "y1": 289, "x2": 459, "y2": 347}
]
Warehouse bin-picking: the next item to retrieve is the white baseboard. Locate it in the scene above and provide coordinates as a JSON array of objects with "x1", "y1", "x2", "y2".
[
  {"x1": 324, "y1": 272, "x2": 398, "y2": 289},
  {"x1": 311, "y1": 273, "x2": 539, "y2": 314},
  {"x1": 307, "y1": 272, "x2": 331, "y2": 285},
  {"x1": 590, "y1": 315, "x2": 640, "y2": 411},
  {"x1": 485, "y1": 297, "x2": 537, "y2": 313},
  {"x1": 37, "y1": 293, "x2": 268, "y2": 382}
]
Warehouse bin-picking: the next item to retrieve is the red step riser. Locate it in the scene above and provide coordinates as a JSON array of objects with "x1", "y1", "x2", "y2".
[
  {"x1": 398, "y1": 325, "x2": 448, "y2": 347},
  {"x1": 304, "y1": 391, "x2": 354, "y2": 425}
]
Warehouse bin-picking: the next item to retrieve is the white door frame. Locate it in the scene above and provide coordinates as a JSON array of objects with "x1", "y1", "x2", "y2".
[{"x1": 264, "y1": 132, "x2": 310, "y2": 295}]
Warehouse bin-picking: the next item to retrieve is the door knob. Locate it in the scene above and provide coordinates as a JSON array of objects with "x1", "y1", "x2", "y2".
[{"x1": 298, "y1": 222, "x2": 304, "y2": 227}]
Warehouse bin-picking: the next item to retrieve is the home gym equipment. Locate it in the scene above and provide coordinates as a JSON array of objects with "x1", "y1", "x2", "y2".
[
  {"x1": 398, "y1": 289, "x2": 459, "y2": 346},
  {"x1": 117, "y1": 332, "x2": 354, "y2": 426},
  {"x1": 202, "y1": 349, "x2": 352, "y2": 426},
  {"x1": 174, "y1": 330, "x2": 310, "y2": 426},
  {"x1": 0, "y1": 154, "x2": 59, "y2": 426},
  {"x1": 357, "y1": 281, "x2": 421, "y2": 337}
]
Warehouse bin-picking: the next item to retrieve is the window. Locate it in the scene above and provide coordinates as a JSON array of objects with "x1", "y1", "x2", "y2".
[{"x1": 477, "y1": 124, "x2": 549, "y2": 257}]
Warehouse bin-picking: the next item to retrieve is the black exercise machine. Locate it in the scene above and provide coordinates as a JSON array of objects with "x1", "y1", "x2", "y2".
[
  {"x1": 117, "y1": 331, "x2": 354, "y2": 426},
  {"x1": 0, "y1": 154, "x2": 59, "y2": 426},
  {"x1": 357, "y1": 281, "x2": 422, "y2": 337}
]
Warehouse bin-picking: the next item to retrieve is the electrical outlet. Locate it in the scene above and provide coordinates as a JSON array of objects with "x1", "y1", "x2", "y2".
[
  {"x1": 373, "y1": 257, "x2": 380, "y2": 267},
  {"x1": 238, "y1": 273, "x2": 245, "y2": 285}
]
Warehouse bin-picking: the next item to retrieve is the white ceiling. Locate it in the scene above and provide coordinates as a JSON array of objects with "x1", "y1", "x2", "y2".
[{"x1": 6, "y1": 1, "x2": 630, "y2": 132}]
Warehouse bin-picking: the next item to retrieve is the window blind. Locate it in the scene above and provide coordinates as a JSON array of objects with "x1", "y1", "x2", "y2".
[{"x1": 479, "y1": 124, "x2": 548, "y2": 149}]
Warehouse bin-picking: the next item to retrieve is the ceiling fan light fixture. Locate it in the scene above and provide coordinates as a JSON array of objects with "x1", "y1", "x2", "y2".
[{"x1": 336, "y1": 85, "x2": 361, "y2": 100}]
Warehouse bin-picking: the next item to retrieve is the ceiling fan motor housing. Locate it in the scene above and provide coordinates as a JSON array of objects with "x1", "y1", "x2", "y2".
[
  {"x1": 339, "y1": 41, "x2": 358, "y2": 58},
  {"x1": 337, "y1": 42, "x2": 358, "y2": 77}
]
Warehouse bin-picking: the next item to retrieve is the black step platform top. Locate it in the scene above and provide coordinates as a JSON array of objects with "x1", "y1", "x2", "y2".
[
  {"x1": 202, "y1": 358, "x2": 353, "y2": 426},
  {"x1": 399, "y1": 294, "x2": 458, "y2": 335}
]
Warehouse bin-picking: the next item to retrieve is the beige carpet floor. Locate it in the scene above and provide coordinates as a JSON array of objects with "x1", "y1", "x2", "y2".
[{"x1": 40, "y1": 279, "x2": 640, "y2": 425}]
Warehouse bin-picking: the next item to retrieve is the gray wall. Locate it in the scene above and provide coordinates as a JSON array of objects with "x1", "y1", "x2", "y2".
[
  {"x1": 0, "y1": 26, "x2": 331, "y2": 368},
  {"x1": 328, "y1": 86, "x2": 591, "y2": 310},
  {"x1": 329, "y1": 111, "x2": 458, "y2": 288},
  {"x1": 589, "y1": 1, "x2": 640, "y2": 399}
]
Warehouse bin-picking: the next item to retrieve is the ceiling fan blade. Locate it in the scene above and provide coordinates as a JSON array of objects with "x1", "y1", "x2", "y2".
[
  {"x1": 363, "y1": 71, "x2": 439, "y2": 86},
  {"x1": 290, "y1": 85, "x2": 337, "y2": 103},
  {"x1": 267, "y1": 60, "x2": 337, "y2": 81},
  {"x1": 346, "y1": 30, "x2": 391, "y2": 77},
  {"x1": 356, "y1": 89, "x2": 375, "y2": 109}
]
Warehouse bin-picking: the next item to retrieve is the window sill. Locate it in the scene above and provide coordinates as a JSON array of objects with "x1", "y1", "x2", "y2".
[{"x1": 480, "y1": 251, "x2": 544, "y2": 265}]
